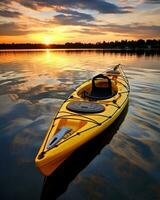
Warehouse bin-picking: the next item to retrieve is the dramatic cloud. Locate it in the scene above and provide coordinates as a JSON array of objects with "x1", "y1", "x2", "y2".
[
  {"x1": 56, "y1": 9, "x2": 94, "y2": 21},
  {"x1": 74, "y1": 28, "x2": 107, "y2": 35},
  {"x1": 121, "y1": 0, "x2": 160, "y2": 4},
  {"x1": 0, "y1": 22, "x2": 31, "y2": 35},
  {"x1": 148, "y1": 8, "x2": 160, "y2": 14},
  {"x1": 53, "y1": 9, "x2": 95, "y2": 26},
  {"x1": 144, "y1": 0, "x2": 160, "y2": 3},
  {"x1": 0, "y1": 10, "x2": 21, "y2": 18},
  {"x1": 81, "y1": 1, "x2": 133, "y2": 14},
  {"x1": 0, "y1": 0, "x2": 159, "y2": 42},
  {"x1": 78, "y1": 23, "x2": 160, "y2": 38},
  {"x1": 3, "y1": 0, "x2": 133, "y2": 14},
  {"x1": 103, "y1": 23, "x2": 160, "y2": 36}
]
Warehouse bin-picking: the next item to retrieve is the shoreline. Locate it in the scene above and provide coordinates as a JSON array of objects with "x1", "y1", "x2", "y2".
[
  {"x1": 0, "y1": 48, "x2": 159, "y2": 50},
  {"x1": 0, "y1": 48, "x2": 159, "y2": 55}
]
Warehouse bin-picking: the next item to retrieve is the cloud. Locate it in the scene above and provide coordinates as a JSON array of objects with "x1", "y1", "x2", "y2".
[
  {"x1": 143, "y1": 7, "x2": 160, "y2": 15},
  {"x1": 82, "y1": 1, "x2": 133, "y2": 14},
  {"x1": 104, "y1": 23, "x2": 160, "y2": 34},
  {"x1": 0, "y1": 9, "x2": 21, "y2": 18},
  {"x1": 74, "y1": 28, "x2": 107, "y2": 35},
  {"x1": 75, "y1": 23, "x2": 160, "y2": 38},
  {"x1": 99, "y1": 23, "x2": 160, "y2": 38},
  {"x1": 0, "y1": 0, "x2": 9, "y2": 3},
  {"x1": 1, "y1": 16, "x2": 159, "y2": 39},
  {"x1": 120, "y1": 0, "x2": 160, "y2": 4},
  {"x1": 53, "y1": 9, "x2": 95, "y2": 26},
  {"x1": 0, "y1": 22, "x2": 31, "y2": 36},
  {"x1": 56, "y1": 9, "x2": 94, "y2": 21},
  {"x1": 7, "y1": 0, "x2": 133, "y2": 14},
  {"x1": 0, "y1": 0, "x2": 159, "y2": 40},
  {"x1": 144, "y1": 0, "x2": 160, "y2": 3}
]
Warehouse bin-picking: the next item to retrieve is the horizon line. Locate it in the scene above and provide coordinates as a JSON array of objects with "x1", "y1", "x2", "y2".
[{"x1": 0, "y1": 39, "x2": 160, "y2": 45}]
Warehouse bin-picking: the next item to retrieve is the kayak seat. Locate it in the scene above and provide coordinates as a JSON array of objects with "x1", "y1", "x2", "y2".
[{"x1": 84, "y1": 74, "x2": 113, "y2": 100}]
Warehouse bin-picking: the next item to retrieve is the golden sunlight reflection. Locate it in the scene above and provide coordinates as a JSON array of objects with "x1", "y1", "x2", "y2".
[
  {"x1": 0, "y1": 50, "x2": 136, "y2": 104},
  {"x1": 0, "y1": 50, "x2": 151, "y2": 72},
  {"x1": 46, "y1": 49, "x2": 51, "y2": 61}
]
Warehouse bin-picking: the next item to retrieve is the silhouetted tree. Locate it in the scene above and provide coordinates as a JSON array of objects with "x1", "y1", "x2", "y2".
[{"x1": 0, "y1": 39, "x2": 160, "y2": 50}]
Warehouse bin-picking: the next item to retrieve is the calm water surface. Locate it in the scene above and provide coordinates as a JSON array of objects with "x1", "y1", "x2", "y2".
[{"x1": 0, "y1": 50, "x2": 160, "y2": 200}]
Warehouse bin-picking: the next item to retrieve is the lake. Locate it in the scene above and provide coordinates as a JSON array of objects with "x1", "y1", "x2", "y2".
[{"x1": 0, "y1": 50, "x2": 160, "y2": 200}]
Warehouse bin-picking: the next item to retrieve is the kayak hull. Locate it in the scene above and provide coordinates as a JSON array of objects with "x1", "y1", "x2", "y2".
[{"x1": 35, "y1": 65, "x2": 130, "y2": 176}]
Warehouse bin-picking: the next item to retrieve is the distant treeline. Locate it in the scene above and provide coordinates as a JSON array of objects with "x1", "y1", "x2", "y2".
[{"x1": 0, "y1": 39, "x2": 160, "y2": 50}]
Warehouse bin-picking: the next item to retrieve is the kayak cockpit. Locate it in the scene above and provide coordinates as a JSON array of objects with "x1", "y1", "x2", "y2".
[{"x1": 77, "y1": 74, "x2": 118, "y2": 100}]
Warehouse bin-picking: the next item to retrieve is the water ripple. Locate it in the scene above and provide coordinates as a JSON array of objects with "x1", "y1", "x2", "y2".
[{"x1": 0, "y1": 50, "x2": 160, "y2": 200}]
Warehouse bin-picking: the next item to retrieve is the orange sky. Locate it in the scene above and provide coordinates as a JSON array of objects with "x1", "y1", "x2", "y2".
[{"x1": 0, "y1": 0, "x2": 160, "y2": 44}]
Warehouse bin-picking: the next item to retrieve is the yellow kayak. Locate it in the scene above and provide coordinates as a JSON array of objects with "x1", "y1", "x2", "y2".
[{"x1": 35, "y1": 64, "x2": 130, "y2": 176}]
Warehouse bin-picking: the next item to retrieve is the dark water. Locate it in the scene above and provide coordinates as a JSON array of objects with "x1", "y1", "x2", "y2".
[{"x1": 0, "y1": 50, "x2": 160, "y2": 200}]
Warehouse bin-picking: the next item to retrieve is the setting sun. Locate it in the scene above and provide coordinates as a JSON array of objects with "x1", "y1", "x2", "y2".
[{"x1": 44, "y1": 36, "x2": 52, "y2": 45}]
